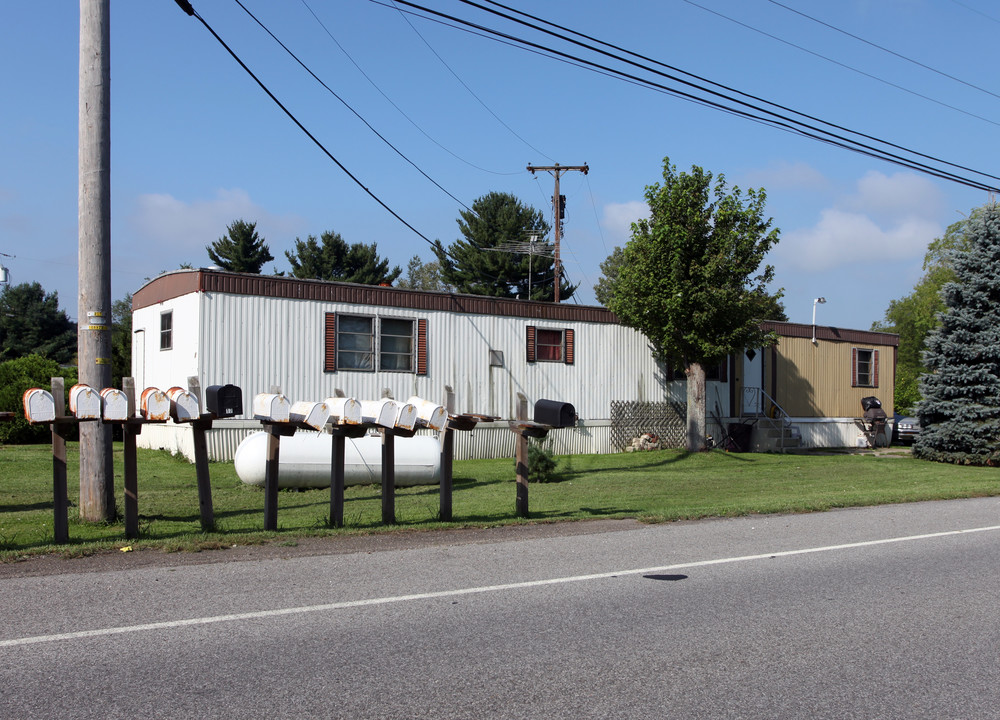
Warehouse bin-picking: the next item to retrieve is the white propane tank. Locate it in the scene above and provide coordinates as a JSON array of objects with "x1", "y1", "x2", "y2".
[{"x1": 233, "y1": 431, "x2": 441, "y2": 488}]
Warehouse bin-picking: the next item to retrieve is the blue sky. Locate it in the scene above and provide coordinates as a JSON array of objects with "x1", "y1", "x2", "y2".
[{"x1": 2, "y1": 0, "x2": 999, "y2": 330}]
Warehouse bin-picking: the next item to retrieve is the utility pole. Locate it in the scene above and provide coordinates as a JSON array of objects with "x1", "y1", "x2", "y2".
[
  {"x1": 527, "y1": 163, "x2": 588, "y2": 303},
  {"x1": 78, "y1": 0, "x2": 115, "y2": 521}
]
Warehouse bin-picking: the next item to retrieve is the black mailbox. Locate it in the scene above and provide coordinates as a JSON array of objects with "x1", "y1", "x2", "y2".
[
  {"x1": 533, "y1": 399, "x2": 576, "y2": 428},
  {"x1": 206, "y1": 384, "x2": 243, "y2": 419}
]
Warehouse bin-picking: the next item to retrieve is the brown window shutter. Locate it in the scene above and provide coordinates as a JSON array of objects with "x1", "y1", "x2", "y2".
[
  {"x1": 564, "y1": 328, "x2": 574, "y2": 365},
  {"x1": 324, "y1": 312, "x2": 337, "y2": 373},
  {"x1": 417, "y1": 318, "x2": 428, "y2": 376},
  {"x1": 873, "y1": 349, "x2": 879, "y2": 388},
  {"x1": 719, "y1": 358, "x2": 728, "y2": 383},
  {"x1": 526, "y1": 325, "x2": 536, "y2": 363},
  {"x1": 851, "y1": 347, "x2": 858, "y2": 387}
]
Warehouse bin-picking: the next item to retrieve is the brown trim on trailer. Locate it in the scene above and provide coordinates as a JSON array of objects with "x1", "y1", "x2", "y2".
[
  {"x1": 762, "y1": 320, "x2": 898, "y2": 347},
  {"x1": 133, "y1": 269, "x2": 620, "y2": 324}
]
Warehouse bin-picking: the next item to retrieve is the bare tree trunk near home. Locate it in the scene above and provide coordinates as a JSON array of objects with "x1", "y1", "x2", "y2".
[
  {"x1": 685, "y1": 361, "x2": 707, "y2": 452},
  {"x1": 78, "y1": 0, "x2": 115, "y2": 521}
]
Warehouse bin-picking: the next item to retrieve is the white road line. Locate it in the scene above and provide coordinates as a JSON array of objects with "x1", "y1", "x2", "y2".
[{"x1": 3, "y1": 524, "x2": 999, "y2": 649}]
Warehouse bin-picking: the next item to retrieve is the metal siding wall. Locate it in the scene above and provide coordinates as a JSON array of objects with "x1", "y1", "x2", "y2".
[
  {"x1": 773, "y1": 336, "x2": 895, "y2": 418},
  {"x1": 201, "y1": 294, "x2": 673, "y2": 421}
]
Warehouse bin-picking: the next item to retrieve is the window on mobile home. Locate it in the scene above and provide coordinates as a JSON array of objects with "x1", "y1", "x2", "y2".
[
  {"x1": 852, "y1": 348, "x2": 879, "y2": 387},
  {"x1": 160, "y1": 311, "x2": 172, "y2": 351}
]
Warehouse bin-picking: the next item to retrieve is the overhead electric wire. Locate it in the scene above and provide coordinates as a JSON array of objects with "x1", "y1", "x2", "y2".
[
  {"x1": 464, "y1": 0, "x2": 1000, "y2": 189},
  {"x1": 679, "y1": 0, "x2": 1000, "y2": 129},
  {"x1": 766, "y1": 0, "x2": 1000, "y2": 102},
  {"x1": 230, "y1": 0, "x2": 472, "y2": 213},
  {"x1": 171, "y1": 0, "x2": 438, "y2": 247},
  {"x1": 386, "y1": 0, "x2": 555, "y2": 163},
  {"x1": 951, "y1": 0, "x2": 1000, "y2": 25},
  {"x1": 298, "y1": 0, "x2": 522, "y2": 176}
]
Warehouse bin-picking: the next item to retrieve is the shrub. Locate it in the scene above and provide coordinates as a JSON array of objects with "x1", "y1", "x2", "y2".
[
  {"x1": 527, "y1": 438, "x2": 562, "y2": 483},
  {"x1": 0, "y1": 355, "x2": 77, "y2": 444}
]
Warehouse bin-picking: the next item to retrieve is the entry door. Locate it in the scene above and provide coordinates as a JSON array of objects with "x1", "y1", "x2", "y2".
[{"x1": 742, "y1": 348, "x2": 763, "y2": 415}]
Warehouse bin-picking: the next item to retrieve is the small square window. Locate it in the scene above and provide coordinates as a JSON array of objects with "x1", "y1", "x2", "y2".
[
  {"x1": 160, "y1": 311, "x2": 172, "y2": 351},
  {"x1": 536, "y1": 329, "x2": 564, "y2": 362}
]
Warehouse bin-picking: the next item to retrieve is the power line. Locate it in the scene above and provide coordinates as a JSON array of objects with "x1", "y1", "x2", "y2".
[
  {"x1": 388, "y1": 0, "x2": 1000, "y2": 192},
  {"x1": 766, "y1": 0, "x2": 1000, "y2": 102},
  {"x1": 298, "y1": 0, "x2": 523, "y2": 176},
  {"x1": 386, "y1": 0, "x2": 555, "y2": 163},
  {"x1": 172, "y1": 0, "x2": 437, "y2": 247},
  {"x1": 679, "y1": 0, "x2": 1000, "y2": 129},
  {"x1": 231, "y1": 0, "x2": 472, "y2": 212}
]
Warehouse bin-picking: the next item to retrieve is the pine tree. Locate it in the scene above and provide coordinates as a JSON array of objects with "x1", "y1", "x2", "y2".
[
  {"x1": 284, "y1": 230, "x2": 401, "y2": 286},
  {"x1": 206, "y1": 219, "x2": 273, "y2": 273},
  {"x1": 914, "y1": 202, "x2": 1000, "y2": 465}
]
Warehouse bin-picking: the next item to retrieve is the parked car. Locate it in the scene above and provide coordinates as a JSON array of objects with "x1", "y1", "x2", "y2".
[{"x1": 892, "y1": 413, "x2": 921, "y2": 445}]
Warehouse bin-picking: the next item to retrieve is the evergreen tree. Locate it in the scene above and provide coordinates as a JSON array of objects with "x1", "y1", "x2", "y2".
[
  {"x1": 432, "y1": 192, "x2": 574, "y2": 301},
  {"x1": 284, "y1": 230, "x2": 401, "y2": 285},
  {"x1": 0, "y1": 282, "x2": 77, "y2": 363},
  {"x1": 914, "y1": 202, "x2": 1000, "y2": 465},
  {"x1": 206, "y1": 219, "x2": 273, "y2": 273}
]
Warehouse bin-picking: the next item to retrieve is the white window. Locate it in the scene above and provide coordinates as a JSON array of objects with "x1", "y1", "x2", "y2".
[{"x1": 160, "y1": 311, "x2": 172, "y2": 351}]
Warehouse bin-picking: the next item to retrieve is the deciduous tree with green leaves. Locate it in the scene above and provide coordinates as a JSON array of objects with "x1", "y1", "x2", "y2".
[
  {"x1": 396, "y1": 255, "x2": 451, "y2": 292},
  {"x1": 285, "y1": 230, "x2": 401, "y2": 286},
  {"x1": 206, "y1": 219, "x2": 274, "y2": 273},
  {"x1": 608, "y1": 158, "x2": 781, "y2": 451},
  {"x1": 914, "y1": 202, "x2": 1000, "y2": 465},
  {"x1": 432, "y1": 192, "x2": 573, "y2": 301}
]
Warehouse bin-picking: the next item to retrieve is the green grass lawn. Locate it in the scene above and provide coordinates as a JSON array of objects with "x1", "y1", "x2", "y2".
[{"x1": 1, "y1": 442, "x2": 998, "y2": 561}]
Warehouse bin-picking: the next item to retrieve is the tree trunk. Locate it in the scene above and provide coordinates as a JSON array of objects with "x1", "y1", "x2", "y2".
[{"x1": 685, "y1": 361, "x2": 707, "y2": 452}]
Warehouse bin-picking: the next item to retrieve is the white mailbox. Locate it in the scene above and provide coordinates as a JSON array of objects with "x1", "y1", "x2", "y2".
[
  {"x1": 22, "y1": 388, "x2": 56, "y2": 424},
  {"x1": 167, "y1": 387, "x2": 200, "y2": 422},
  {"x1": 69, "y1": 384, "x2": 102, "y2": 420},
  {"x1": 100, "y1": 388, "x2": 130, "y2": 422},
  {"x1": 324, "y1": 397, "x2": 361, "y2": 425},
  {"x1": 360, "y1": 399, "x2": 399, "y2": 428},
  {"x1": 394, "y1": 402, "x2": 418, "y2": 431},
  {"x1": 140, "y1": 387, "x2": 171, "y2": 421},
  {"x1": 253, "y1": 393, "x2": 290, "y2": 422},
  {"x1": 290, "y1": 401, "x2": 330, "y2": 431},
  {"x1": 407, "y1": 396, "x2": 448, "y2": 431}
]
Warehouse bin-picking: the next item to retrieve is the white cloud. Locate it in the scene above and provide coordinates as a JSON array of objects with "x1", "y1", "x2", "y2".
[
  {"x1": 123, "y1": 188, "x2": 305, "y2": 272},
  {"x1": 742, "y1": 161, "x2": 830, "y2": 192},
  {"x1": 601, "y1": 201, "x2": 648, "y2": 246},
  {"x1": 776, "y1": 170, "x2": 944, "y2": 272}
]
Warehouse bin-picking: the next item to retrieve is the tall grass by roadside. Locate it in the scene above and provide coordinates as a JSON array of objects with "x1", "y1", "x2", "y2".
[{"x1": 0, "y1": 442, "x2": 997, "y2": 561}]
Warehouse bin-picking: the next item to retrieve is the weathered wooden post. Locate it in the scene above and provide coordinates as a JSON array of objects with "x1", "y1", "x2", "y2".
[
  {"x1": 50, "y1": 377, "x2": 70, "y2": 543},
  {"x1": 439, "y1": 385, "x2": 456, "y2": 522},
  {"x1": 187, "y1": 377, "x2": 215, "y2": 531},
  {"x1": 381, "y1": 429, "x2": 396, "y2": 524},
  {"x1": 122, "y1": 378, "x2": 140, "y2": 539},
  {"x1": 515, "y1": 393, "x2": 530, "y2": 518},
  {"x1": 330, "y1": 428, "x2": 346, "y2": 528}
]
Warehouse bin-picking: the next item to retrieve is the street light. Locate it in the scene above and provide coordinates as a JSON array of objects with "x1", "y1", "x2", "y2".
[{"x1": 812, "y1": 297, "x2": 827, "y2": 343}]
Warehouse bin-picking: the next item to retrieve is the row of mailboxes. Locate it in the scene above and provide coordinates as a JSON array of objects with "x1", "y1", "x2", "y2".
[
  {"x1": 250, "y1": 393, "x2": 448, "y2": 432},
  {"x1": 22, "y1": 384, "x2": 203, "y2": 424}
]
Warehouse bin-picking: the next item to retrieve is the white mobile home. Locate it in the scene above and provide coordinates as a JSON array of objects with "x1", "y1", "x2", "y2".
[
  {"x1": 131, "y1": 269, "x2": 709, "y2": 459},
  {"x1": 130, "y1": 270, "x2": 896, "y2": 459}
]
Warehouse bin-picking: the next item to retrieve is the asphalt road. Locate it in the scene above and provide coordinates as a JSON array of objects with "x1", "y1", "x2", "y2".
[{"x1": 3, "y1": 498, "x2": 1000, "y2": 719}]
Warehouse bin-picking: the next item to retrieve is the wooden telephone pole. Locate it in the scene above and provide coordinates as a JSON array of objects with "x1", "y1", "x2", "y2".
[
  {"x1": 78, "y1": 0, "x2": 115, "y2": 521},
  {"x1": 527, "y1": 163, "x2": 588, "y2": 303}
]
